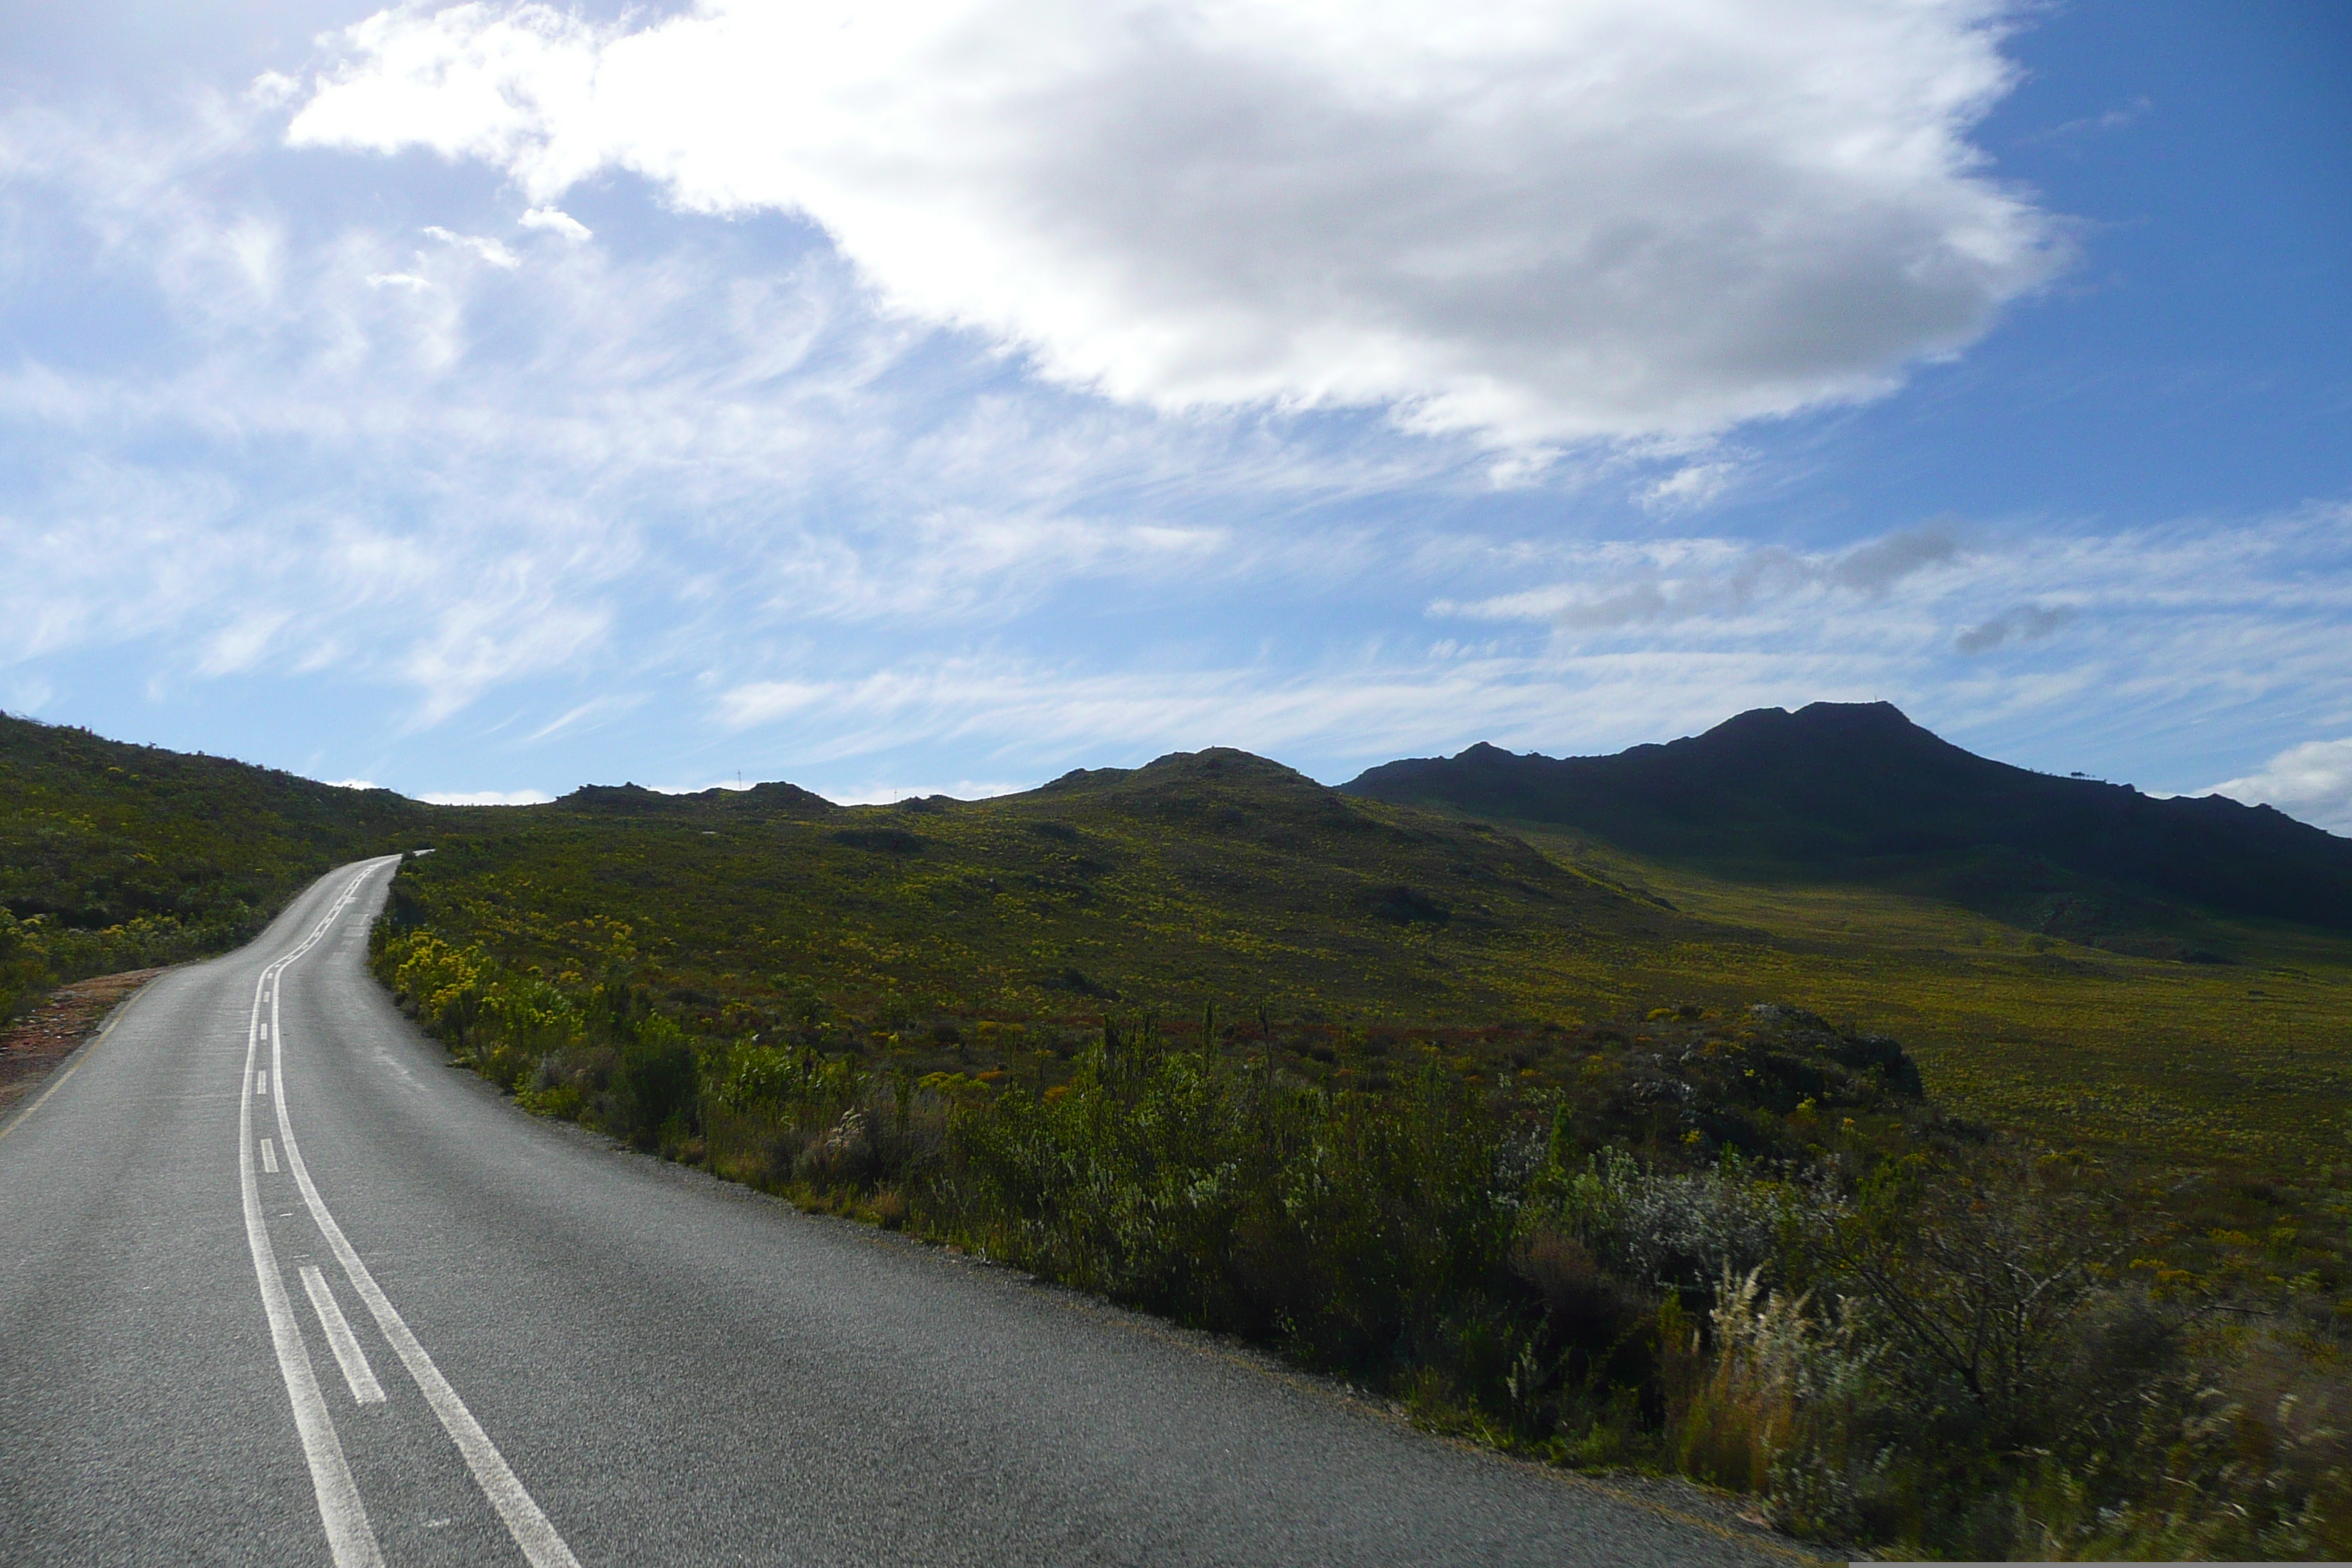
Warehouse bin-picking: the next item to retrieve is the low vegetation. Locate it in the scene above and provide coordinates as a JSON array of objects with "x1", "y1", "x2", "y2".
[
  {"x1": 0, "y1": 713, "x2": 435, "y2": 1020},
  {"x1": 373, "y1": 777, "x2": 2352, "y2": 1558},
  {"x1": 10, "y1": 709, "x2": 2347, "y2": 1556}
]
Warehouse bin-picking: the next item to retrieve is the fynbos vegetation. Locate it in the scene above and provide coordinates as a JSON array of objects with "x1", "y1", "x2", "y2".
[
  {"x1": 0, "y1": 712, "x2": 433, "y2": 1020},
  {"x1": 376, "y1": 905, "x2": 2352, "y2": 1560},
  {"x1": 9, "y1": 708, "x2": 2345, "y2": 1557}
]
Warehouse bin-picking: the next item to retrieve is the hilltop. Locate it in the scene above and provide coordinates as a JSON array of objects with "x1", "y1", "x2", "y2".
[{"x1": 1343, "y1": 701, "x2": 2352, "y2": 955}]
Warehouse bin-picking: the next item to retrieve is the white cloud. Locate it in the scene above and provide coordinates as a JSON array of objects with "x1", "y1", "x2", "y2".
[
  {"x1": 1637, "y1": 460, "x2": 1741, "y2": 514},
  {"x1": 397, "y1": 592, "x2": 614, "y2": 726},
  {"x1": 287, "y1": 0, "x2": 2061, "y2": 446},
  {"x1": 711, "y1": 507, "x2": 2351, "y2": 784},
  {"x1": 0, "y1": 96, "x2": 1363, "y2": 731},
  {"x1": 525, "y1": 695, "x2": 642, "y2": 743},
  {"x1": 717, "y1": 680, "x2": 828, "y2": 729},
  {"x1": 708, "y1": 647, "x2": 1896, "y2": 780},
  {"x1": 195, "y1": 610, "x2": 293, "y2": 676},
  {"x1": 246, "y1": 71, "x2": 300, "y2": 110},
  {"x1": 1431, "y1": 525, "x2": 1967, "y2": 628},
  {"x1": 519, "y1": 206, "x2": 590, "y2": 241},
  {"x1": 1, "y1": 79, "x2": 2335, "y2": 807},
  {"x1": 415, "y1": 788, "x2": 555, "y2": 806},
  {"x1": 324, "y1": 777, "x2": 379, "y2": 789},
  {"x1": 2210, "y1": 738, "x2": 2352, "y2": 835},
  {"x1": 422, "y1": 225, "x2": 521, "y2": 268}
]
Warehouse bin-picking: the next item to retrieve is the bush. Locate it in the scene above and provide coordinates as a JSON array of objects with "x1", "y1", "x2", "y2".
[{"x1": 369, "y1": 913, "x2": 2349, "y2": 1558}]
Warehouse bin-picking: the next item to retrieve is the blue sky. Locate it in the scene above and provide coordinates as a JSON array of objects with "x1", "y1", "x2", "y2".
[{"x1": 1, "y1": 1, "x2": 2347, "y2": 826}]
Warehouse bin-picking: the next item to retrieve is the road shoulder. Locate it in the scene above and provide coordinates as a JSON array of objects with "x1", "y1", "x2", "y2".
[{"x1": 0, "y1": 968, "x2": 169, "y2": 1126}]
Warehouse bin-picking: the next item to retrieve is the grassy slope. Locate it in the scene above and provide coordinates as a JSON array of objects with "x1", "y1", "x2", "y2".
[
  {"x1": 391, "y1": 746, "x2": 2352, "y2": 1181},
  {"x1": 393, "y1": 749, "x2": 1665, "y2": 1023},
  {"x1": 7, "y1": 699, "x2": 2340, "y2": 1179},
  {"x1": 0, "y1": 713, "x2": 445, "y2": 1012},
  {"x1": 377, "y1": 750, "x2": 2351, "y2": 1558},
  {"x1": 1508, "y1": 824, "x2": 2352, "y2": 1178}
]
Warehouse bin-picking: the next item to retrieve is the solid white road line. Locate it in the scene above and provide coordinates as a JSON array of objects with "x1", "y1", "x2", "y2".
[
  {"x1": 267, "y1": 859, "x2": 584, "y2": 1568},
  {"x1": 238, "y1": 884, "x2": 383, "y2": 1568},
  {"x1": 260, "y1": 1137, "x2": 280, "y2": 1173},
  {"x1": 301, "y1": 1265, "x2": 388, "y2": 1406}
]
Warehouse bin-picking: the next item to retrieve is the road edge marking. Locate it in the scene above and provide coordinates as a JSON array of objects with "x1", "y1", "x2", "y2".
[{"x1": 0, "y1": 1050, "x2": 92, "y2": 1147}]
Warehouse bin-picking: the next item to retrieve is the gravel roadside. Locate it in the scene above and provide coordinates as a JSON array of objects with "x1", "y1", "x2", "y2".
[{"x1": 0, "y1": 968, "x2": 167, "y2": 1115}]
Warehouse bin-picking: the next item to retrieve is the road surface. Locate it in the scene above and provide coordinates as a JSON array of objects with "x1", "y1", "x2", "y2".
[{"x1": 1, "y1": 859, "x2": 1810, "y2": 1566}]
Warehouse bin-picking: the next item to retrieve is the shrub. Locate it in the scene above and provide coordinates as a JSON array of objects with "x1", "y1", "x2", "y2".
[{"x1": 369, "y1": 911, "x2": 2346, "y2": 1558}]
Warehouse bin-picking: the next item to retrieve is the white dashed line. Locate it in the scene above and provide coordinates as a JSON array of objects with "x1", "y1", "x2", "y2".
[
  {"x1": 260, "y1": 1137, "x2": 279, "y2": 1173},
  {"x1": 238, "y1": 874, "x2": 384, "y2": 1568},
  {"x1": 301, "y1": 1265, "x2": 387, "y2": 1405},
  {"x1": 251, "y1": 859, "x2": 582, "y2": 1568},
  {"x1": 256, "y1": 1070, "x2": 268, "y2": 1097}
]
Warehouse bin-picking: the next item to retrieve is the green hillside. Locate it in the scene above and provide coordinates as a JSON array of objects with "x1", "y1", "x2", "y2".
[
  {"x1": 8, "y1": 707, "x2": 2346, "y2": 1176},
  {"x1": 0, "y1": 712, "x2": 442, "y2": 1018},
  {"x1": 388, "y1": 747, "x2": 1662, "y2": 1025},
  {"x1": 367, "y1": 743, "x2": 2352, "y2": 1177}
]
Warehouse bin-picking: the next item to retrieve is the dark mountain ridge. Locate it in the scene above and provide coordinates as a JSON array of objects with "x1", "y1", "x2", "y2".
[
  {"x1": 1342, "y1": 702, "x2": 2352, "y2": 941},
  {"x1": 554, "y1": 780, "x2": 837, "y2": 818}
]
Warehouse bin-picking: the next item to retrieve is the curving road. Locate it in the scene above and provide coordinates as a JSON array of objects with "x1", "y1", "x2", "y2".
[{"x1": 0, "y1": 860, "x2": 1811, "y2": 1567}]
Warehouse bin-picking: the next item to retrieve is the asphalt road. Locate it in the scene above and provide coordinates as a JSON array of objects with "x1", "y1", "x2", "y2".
[{"x1": 1, "y1": 859, "x2": 1810, "y2": 1567}]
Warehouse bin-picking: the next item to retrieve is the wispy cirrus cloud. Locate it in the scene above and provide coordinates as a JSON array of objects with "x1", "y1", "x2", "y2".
[
  {"x1": 0, "y1": 93, "x2": 1434, "y2": 731},
  {"x1": 690, "y1": 506, "x2": 2352, "y2": 793},
  {"x1": 1428, "y1": 525, "x2": 1968, "y2": 630}
]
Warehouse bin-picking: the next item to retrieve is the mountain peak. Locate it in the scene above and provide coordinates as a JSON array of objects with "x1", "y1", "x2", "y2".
[{"x1": 1342, "y1": 704, "x2": 2352, "y2": 937}]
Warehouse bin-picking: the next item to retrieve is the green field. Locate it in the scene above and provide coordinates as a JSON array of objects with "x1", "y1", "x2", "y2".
[
  {"x1": 371, "y1": 754, "x2": 2352, "y2": 1557},
  {"x1": 1513, "y1": 826, "x2": 2352, "y2": 1180},
  {"x1": 10, "y1": 703, "x2": 2343, "y2": 1185}
]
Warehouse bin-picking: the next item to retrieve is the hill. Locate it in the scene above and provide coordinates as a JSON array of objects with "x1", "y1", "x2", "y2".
[
  {"x1": 369, "y1": 745, "x2": 2352, "y2": 1564},
  {"x1": 370, "y1": 739, "x2": 2352, "y2": 1177},
  {"x1": 1342, "y1": 701, "x2": 2352, "y2": 955},
  {"x1": 384, "y1": 745, "x2": 1665, "y2": 1027},
  {"x1": 0, "y1": 712, "x2": 442, "y2": 1016}
]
